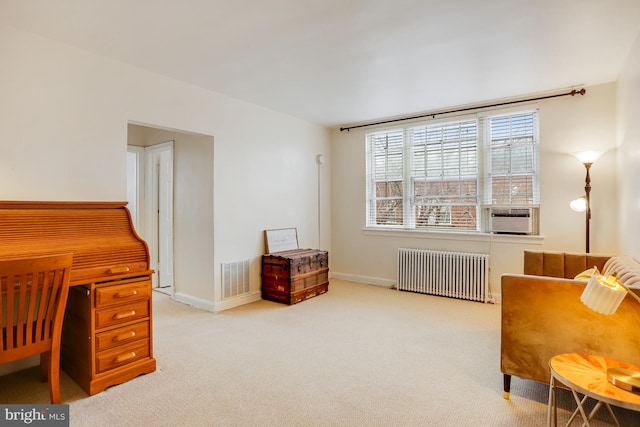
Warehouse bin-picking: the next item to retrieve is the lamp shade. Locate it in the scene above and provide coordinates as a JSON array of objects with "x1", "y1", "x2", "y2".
[
  {"x1": 580, "y1": 274, "x2": 627, "y2": 315},
  {"x1": 570, "y1": 197, "x2": 588, "y2": 212},
  {"x1": 572, "y1": 150, "x2": 603, "y2": 164}
]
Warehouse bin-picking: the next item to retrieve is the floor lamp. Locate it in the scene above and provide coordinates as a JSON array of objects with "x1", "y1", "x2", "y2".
[{"x1": 570, "y1": 151, "x2": 603, "y2": 253}]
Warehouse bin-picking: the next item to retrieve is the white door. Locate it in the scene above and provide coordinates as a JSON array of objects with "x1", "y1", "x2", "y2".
[
  {"x1": 126, "y1": 146, "x2": 144, "y2": 230},
  {"x1": 146, "y1": 141, "x2": 174, "y2": 290}
]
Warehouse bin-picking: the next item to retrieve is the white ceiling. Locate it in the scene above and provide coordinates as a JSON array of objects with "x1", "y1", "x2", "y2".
[{"x1": 1, "y1": 0, "x2": 639, "y2": 127}]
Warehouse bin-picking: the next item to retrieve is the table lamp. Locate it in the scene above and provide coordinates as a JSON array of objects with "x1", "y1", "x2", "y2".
[{"x1": 580, "y1": 272, "x2": 640, "y2": 393}]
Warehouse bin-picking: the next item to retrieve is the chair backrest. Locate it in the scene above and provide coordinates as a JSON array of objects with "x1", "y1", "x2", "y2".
[
  {"x1": 523, "y1": 250, "x2": 611, "y2": 279},
  {"x1": 0, "y1": 253, "x2": 73, "y2": 363}
]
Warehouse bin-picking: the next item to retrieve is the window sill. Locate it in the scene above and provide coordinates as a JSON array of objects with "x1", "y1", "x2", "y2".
[{"x1": 362, "y1": 227, "x2": 544, "y2": 244}]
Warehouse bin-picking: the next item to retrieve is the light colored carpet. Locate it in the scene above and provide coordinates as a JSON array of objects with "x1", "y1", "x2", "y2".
[{"x1": 1, "y1": 279, "x2": 639, "y2": 426}]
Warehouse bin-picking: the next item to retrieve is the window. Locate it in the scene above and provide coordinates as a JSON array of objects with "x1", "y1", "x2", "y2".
[
  {"x1": 367, "y1": 130, "x2": 404, "y2": 226},
  {"x1": 366, "y1": 109, "x2": 539, "y2": 233},
  {"x1": 485, "y1": 112, "x2": 538, "y2": 205}
]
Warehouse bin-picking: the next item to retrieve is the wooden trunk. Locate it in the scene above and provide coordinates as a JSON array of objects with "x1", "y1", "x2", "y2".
[{"x1": 261, "y1": 249, "x2": 329, "y2": 305}]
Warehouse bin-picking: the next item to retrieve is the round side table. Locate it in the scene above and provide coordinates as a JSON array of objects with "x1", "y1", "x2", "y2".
[{"x1": 547, "y1": 353, "x2": 640, "y2": 426}]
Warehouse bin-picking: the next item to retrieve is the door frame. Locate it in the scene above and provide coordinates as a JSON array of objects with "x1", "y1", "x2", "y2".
[{"x1": 145, "y1": 141, "x2": 175, "y2": 290}]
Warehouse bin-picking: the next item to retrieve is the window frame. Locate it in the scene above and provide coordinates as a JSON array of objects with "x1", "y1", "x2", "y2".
[{"x1": 365, "y1": 108, "x2": 540, "y2": 234}]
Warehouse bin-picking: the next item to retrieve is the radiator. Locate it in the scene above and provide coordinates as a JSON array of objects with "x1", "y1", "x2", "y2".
[{"x1": 397, "y1": 248, "x2": 490, "y2": 303}]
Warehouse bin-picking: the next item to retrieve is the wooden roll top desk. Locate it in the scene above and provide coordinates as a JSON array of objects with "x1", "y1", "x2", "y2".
[{"x1": 0, "y1": 201, "x2": 156, "y2": 395}]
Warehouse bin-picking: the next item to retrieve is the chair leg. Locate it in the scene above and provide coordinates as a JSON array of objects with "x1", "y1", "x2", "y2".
[
  {"x1": 48, "y1": 349, "x2": 61, "y2": 404},
  {"x1": 504, "y1": 374, "x2": 512, "y2": 400}
]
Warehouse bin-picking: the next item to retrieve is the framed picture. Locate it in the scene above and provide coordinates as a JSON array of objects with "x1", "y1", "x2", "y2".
[{"x1": 264, "y1": 228, "x2": 299, "y2": 253}]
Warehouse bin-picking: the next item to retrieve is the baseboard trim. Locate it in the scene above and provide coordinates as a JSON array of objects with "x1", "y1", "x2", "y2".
[
  {"x1": 172, "y1": 292, "x2": 216, "y2": 312},
  {"x1": 169, "y1": 291, "x2": 262, "y2": 312},
  {"x1": 330, "y1": 272, "x2": 395, "y2": 288},
  {"x1": 171, "y1": 277, "x2": 498, "y2": 311},
  {"x1": 215, "y1": 291, "x2": 262, "y2": 312},
  {"x1": 0, "y1": 356, "x2": 39, "y2": 376},
  {"x1": 331, "y1": 272, "x2": 501, "y2": 303}
]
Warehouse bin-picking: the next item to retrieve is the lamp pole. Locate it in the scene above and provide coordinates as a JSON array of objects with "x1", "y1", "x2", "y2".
[
  {"x1": 584, "y1": 162, "x2": 592, "y2": 253},
  {"x1": 571, "y1": 150, "x2": 602, "y2": 254}
]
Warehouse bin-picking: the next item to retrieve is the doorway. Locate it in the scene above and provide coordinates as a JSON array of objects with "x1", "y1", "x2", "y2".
[{"x1": 127, "y1": 123, "x2": 215, "y2": 308}]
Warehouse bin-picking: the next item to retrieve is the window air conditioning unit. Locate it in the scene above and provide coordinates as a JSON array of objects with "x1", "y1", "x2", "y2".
[{"x1": 490, "y1": 207, "x2": 533, "y2": 235}]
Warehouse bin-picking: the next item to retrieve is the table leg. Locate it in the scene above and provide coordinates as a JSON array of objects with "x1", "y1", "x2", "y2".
[
  {"x1": 569, "y1": 388, "x2": 591, "y2": 427},
  {"x1": 565, "y1": 394, "x2": 589, "y2": 426},
  {"x1": 547, "y1": 376, "x2": 557, "y2": 427},
  {"x1": 565, "y1": 395, "x2": 619, "y2": 427},
  {"x1": 603, "y1": 403, "x2": 621, "y2": 427},
  {"x1": 585, "y1": 401, "x2": 604, "y2": 427}
]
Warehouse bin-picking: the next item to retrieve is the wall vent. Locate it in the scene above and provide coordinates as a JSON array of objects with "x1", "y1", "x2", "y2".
[{"x1": 222, "y1": 259, "x2": 250, "y2": 299}]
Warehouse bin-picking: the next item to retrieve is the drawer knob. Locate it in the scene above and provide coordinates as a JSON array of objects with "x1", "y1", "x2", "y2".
[
  {"x1": 114, "y1": 290, "x2": 138, "y2": 298},
  {"x1": 113, "y1": 310, "x2": 136, "y2": 320},
  {"x1": 113, "y1": 331, "x2": 136, "y2": 342},
  {"x1": 114, "y1": 352, "x2": 137, "y2": 364}
]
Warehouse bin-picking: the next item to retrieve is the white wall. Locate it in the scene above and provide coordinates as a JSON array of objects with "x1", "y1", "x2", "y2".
[
  {"x1": 617, "y1": 31, "x2": 640, "y2": 259},
  {"x1": 538, "y1": 84, "x2": 618, "y2": 252},
  {"x1": 330, "y1": 83, "x2": 619, "y2": 299},
  {"x1": 0, "y1": 25, "x2": 331, "y2": 311}
]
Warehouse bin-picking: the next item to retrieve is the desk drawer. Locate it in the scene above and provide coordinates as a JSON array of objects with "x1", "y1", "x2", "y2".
[
  {"x1": 95, "y1": 321, "x2": 150, "y2": 352},
  {"x1": 96, "y1": 339, "x2": 150, "y2": 374},
  {"x1": 95, "y1": 280, "x2": 151, "y2": 308},
  {"x1": 95, "y1": 299, "x2": 149, "y2": 330}
]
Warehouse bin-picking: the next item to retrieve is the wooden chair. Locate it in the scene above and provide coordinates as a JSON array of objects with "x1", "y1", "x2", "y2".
[{"x1": 0, "y1": 253, "x2": 73, "y2": 403}]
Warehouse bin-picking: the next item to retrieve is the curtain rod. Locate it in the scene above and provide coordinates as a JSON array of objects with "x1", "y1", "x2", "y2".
[{"x1": 339, "y1": 88, "x2": 586, "y2": 132}]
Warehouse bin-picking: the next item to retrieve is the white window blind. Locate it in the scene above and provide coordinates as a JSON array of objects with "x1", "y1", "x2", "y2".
[
  {"x1": 366, "y1": 130, "x2": 404, "y2": 226},
  {"x1": 410, "y1": 120, "x2": 478, "y2": 230},
  {"x1": 484, "y1": 111, "x2": 539, "y2": 205}
]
